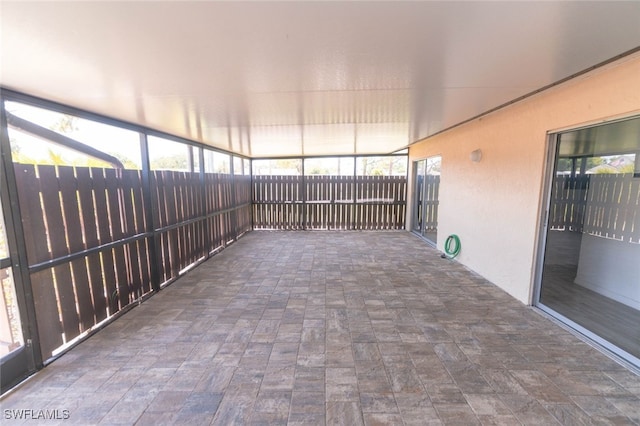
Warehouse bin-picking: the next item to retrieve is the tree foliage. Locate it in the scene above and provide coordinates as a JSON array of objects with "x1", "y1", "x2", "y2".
[{"x1": 150, "y1": 154, "x2": 188, "y2": 171}]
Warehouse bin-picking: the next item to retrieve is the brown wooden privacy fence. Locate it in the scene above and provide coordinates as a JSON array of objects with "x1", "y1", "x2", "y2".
[
  {"x1": 253, "y1": 175, "x2": 304, "y2": 230},
  {"x1": 13, "y1": 164, "x2": 251, "y2": 361},
  {"x1": 15, "y1": 164, "x2": 152, "y2": 359},
  {"x1": 549, "y1": 174, "x2": 640, "y2": 243},
  {"x1": 253, "y1": 175, "x2": 407, "y2": 230}
]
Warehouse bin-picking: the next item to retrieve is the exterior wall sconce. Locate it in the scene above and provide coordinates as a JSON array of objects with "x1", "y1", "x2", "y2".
[{"x1": 470, "y1": 149, "x2": 482, "y2": 162}]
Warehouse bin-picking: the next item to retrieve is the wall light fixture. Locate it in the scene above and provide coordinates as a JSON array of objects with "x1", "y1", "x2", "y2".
[{"x1": 470, "y1": 149, "x2": 482, "y2": 162}]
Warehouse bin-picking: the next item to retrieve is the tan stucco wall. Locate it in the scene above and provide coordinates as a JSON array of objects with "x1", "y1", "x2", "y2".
[{"x1": 408, "y1": 51, "x2": 640, "y2": 304}]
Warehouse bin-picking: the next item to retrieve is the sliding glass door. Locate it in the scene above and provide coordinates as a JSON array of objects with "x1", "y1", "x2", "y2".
[
  {"x1": 538, "y1": 117, "x2": 640, "y2": 367},
  {"x1": 412, "y1": 156, "x2": 441, "y2": 245}
]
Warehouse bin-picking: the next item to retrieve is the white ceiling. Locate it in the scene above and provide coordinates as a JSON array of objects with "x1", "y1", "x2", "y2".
[{"x1": 2, "y1": 1, "x2": 640, "y2": 158}]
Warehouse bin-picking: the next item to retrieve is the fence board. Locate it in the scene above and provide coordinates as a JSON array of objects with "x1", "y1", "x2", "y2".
[
  {"x1": 101, "y1": 249, "x2": 118, "y2": 315},
  {"x1": 183, "y1": 173, "x2": 192, "y2": 221},
  {"x1": 221, "y1": 213, "x2": 229, "y2": 245},
  {"x1": 51, "y1": 263, "x2": 80, "y2": 343},
  {"x1": 165, "y1": 229, "x2": 177, "y2": 280},
  {"x1": 131, "y1": 170, "x2": 146, "y2": 233},
  {"x1": 174, "y1": 173, "x2": 185, "y2": 223},
  {"x1": 182, "y1": 172, "x2": 192, "y2": 221},
  {"x1": 105, "y1": 169, "x2": 124, "y2": 241},
  {"x1": 211, "y1": 215, "x2": 223, "y2": 250},
  {"x1": 424, "y1": 175, "x2": 439, "y2": 230},
  {"x1": 38, "y1": 166, "x2": 69, "y2": 259},
  {"x1": 165, "y1": 172, "x2": 178, "y2": 226},
  {"x1": 184, "y1": 223, "x2": 193, "y2": 267},
  {"x1": 238, "y1": 204, "x2": 252, "y2": 234},
  {"x1": 196, "y1": 221, "x2": 206, "y2": 259},
  {"x1": 86, "y1": 252, "x2": 108, "y2": 323},
  {"x1": 175, "y1": 226, "x2": 185, "y2": 271},
  {"x1": 111, "y1": 245, "x2": 128, "y2": 309},
  {"x1": 197, "y1": 221, "x2": 205, "y2": 260},
  {"x1": 152, "y1": 172, "x2": 165, "y2": 227},
  {"x1": 158, "y1": 173, "x2": 181, "y2": 277},
  {"x1": 184, "y1": 223, "x2": 193, "y2": 265},
  {"x1": 14, "y1": 164, "x2": 50, "y2": 264},
  {"x1": 226, "y1": 211, "x2": 235, "y2": 242},
  {"x1": 76, "y1": 168, "x2": 99, "y2": 248},
  {"x1": 190, "y1": 173, "x2": 202, "y2": 218},
  {"x1": 126, "y1": 241, "x2": 142, "y2": 301},
  {"x1": 121, "y1": 170, "x2": 137, "y2": 237},
  {"x1": 91, "y1": 168, "x2": 112, "y2": 245},
  {"x1": 30, "y1": 269, "x2": 63, "y2": 360},
  {"x1": 70, "y1": 257, "x2": 94, "y2": 332},
  {"x1": 208, "y1": 215, "x2": 219, "y2": 251},
  {"x1": 137, "y1": 239, "x2": 152, "y2": 295},
  {"x1": 204, "y1": 174, "x2": 213, "y2": 213},
  {"x1": 170, "y1": 228, "x2": 180, "y2": 277},
  {"x1": 158, "y1": 231, "x2": 171, "y2": 283},
  {"x1": 221, "y1": 174, "x2": 232, "y2": 210},
  {"x1": 217, "y1": 173, "x2": 225, "y2": 211},
  {"x1": 58, "y1": 167, "x2": 84, "y2": 254}
]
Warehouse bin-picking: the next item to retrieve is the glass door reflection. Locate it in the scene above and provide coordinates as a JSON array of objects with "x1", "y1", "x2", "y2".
[{"x1": 539, "y1": 117, "x2": 640, "y2": 366}]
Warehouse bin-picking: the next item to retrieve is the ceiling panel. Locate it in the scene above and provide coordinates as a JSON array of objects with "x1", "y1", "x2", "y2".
[
  {"x1": 2, "y1": 1, "x2": 639, "y2": 157},
  {"x1": 248, "y1": 125, "x2": 304, "y2": 158}
]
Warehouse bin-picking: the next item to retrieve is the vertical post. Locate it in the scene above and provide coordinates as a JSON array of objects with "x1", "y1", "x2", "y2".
[
  {"x1": 199, "y1": 147, "x2": 209, "y2": 257},
  {"x1": 421, "y1": 162, "x2": 428, "y2": 236},
  {"x1": 229, "y1": 156, "x2": 238, "y2": 240},
  {"x1": 578, "y1": 157, "x2": 587, "y2": 176},
  {"x1": 301, "y1": 159, "x2": 306, "y2": 230},
  {"x1": 139, "y1": 133, "x2": 161, "y2": 292},
  {"x1": 0, "y1": 93, "x2": 41, "y2": 370},
  {"x1": 250, "y1": 158, "x2": 255, "y2": 231},
  {"x1": 352, "y1": 156, "x2": 357, "y2": 230}
]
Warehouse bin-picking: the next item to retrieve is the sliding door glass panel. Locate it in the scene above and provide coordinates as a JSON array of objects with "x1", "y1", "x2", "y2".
[
  {"x1": 412, "y1": 156, "x2": 441, "y2": 244},
  {"x1": 422, "y1": 156, "x2": 441, "y2": 244},
  {"x1": 412, "y1": 160, "x2": 426, "y2": 233},
  {"x1": 539, "y1": 117, "x2": 640, "y2": 364}
]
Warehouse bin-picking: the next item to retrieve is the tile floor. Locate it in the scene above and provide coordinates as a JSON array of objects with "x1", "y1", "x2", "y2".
[{"x1": 1, "y1": 231, "x2": 639, "y2": 425}]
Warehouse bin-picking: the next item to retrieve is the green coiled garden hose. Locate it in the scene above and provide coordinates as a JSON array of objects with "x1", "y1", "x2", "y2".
[{"x1": 443, "y1": 234, "x2": 461, "y2": 259}]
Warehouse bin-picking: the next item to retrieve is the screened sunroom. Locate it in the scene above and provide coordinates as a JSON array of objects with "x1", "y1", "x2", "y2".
[{"x1": 1, "y1": 2, "x2": 639, "y2": 424}]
